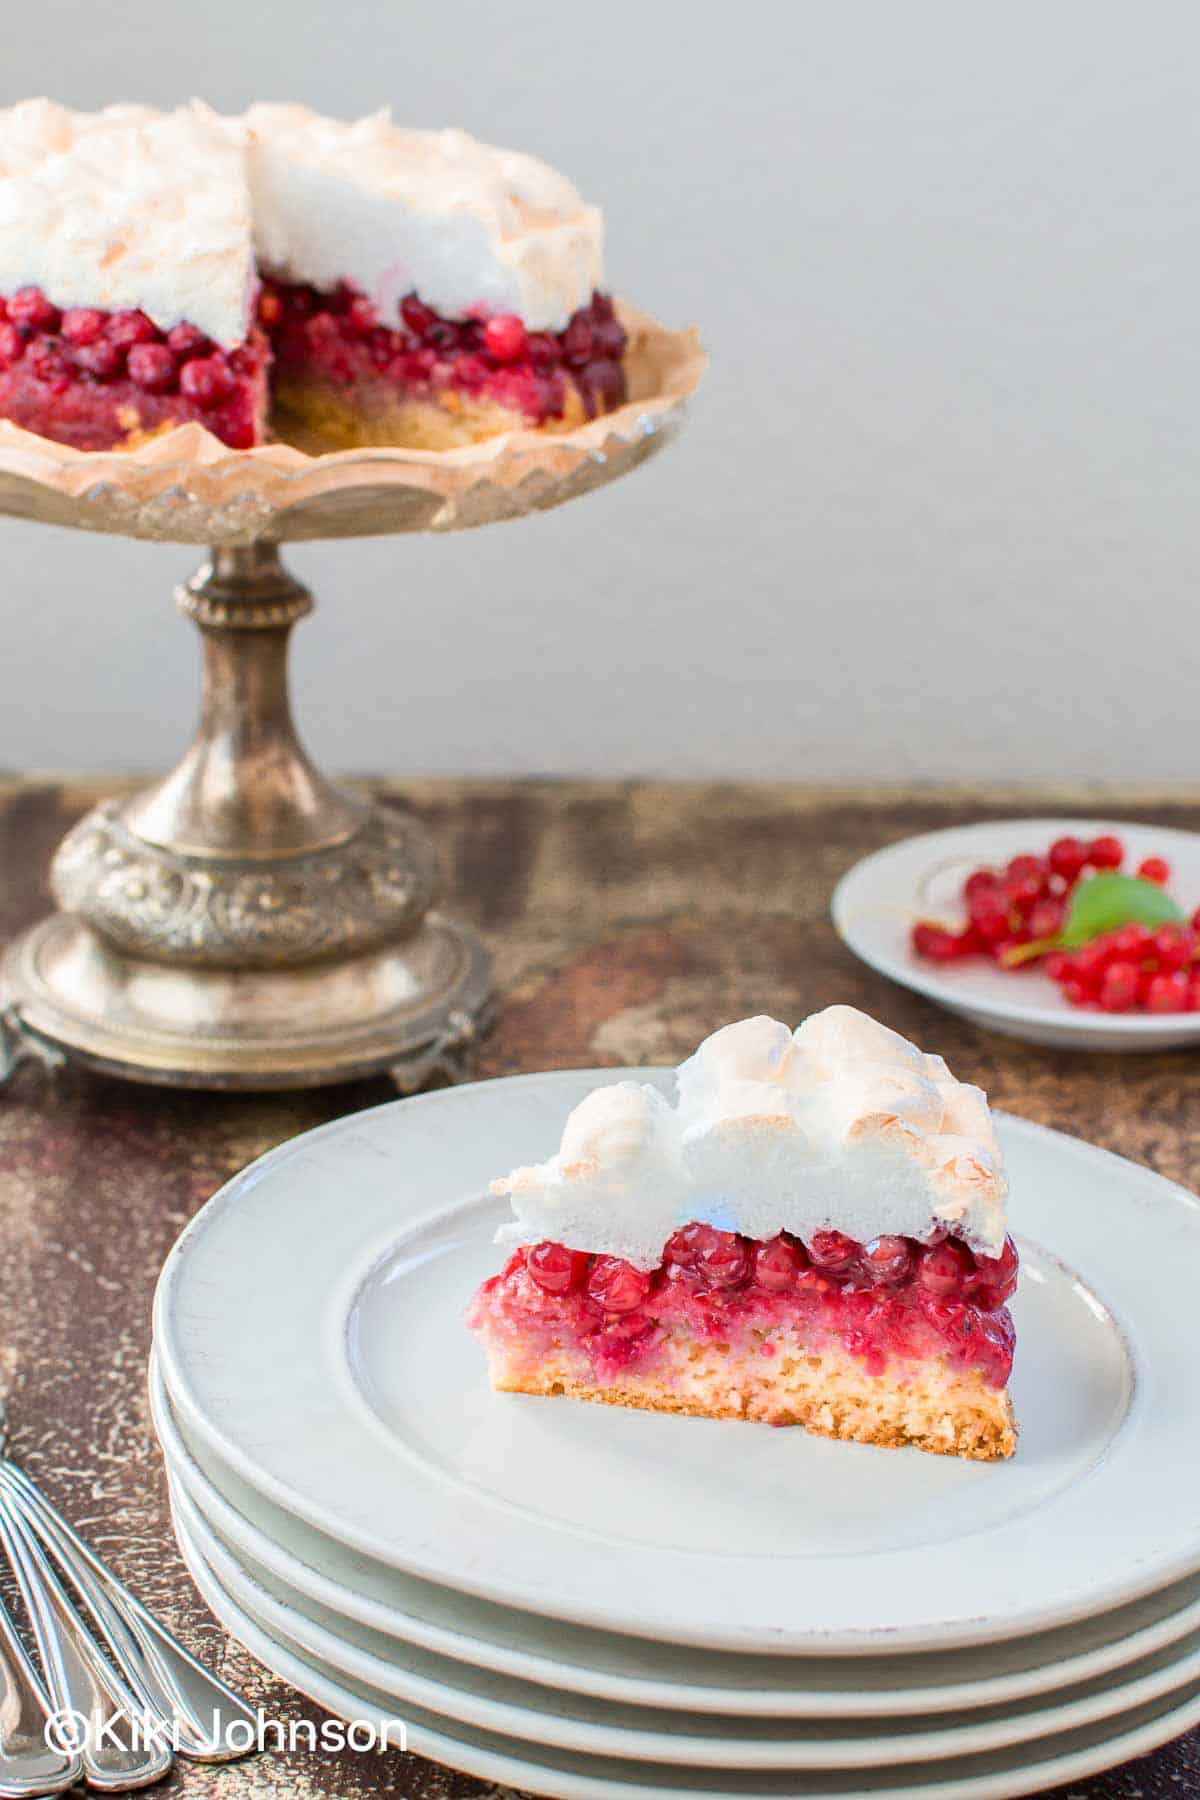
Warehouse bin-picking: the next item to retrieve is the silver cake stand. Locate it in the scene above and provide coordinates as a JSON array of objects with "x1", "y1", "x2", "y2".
[{"x1": 0, "y1": 307, "x2": 703, "y2": 1090}]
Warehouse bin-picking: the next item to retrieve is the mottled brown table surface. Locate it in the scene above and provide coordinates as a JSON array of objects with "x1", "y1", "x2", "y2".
[{"x1": 2, "y1": 776, "x2": 1198, "y2": 1800}]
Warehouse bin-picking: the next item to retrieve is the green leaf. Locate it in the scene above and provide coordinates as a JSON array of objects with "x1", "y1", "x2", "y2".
[
  {"x1": 1001, "y1": 872, "x2": 1184, "y2": 967},
  {"x1": 1057, "y1": 872, "x2": 1184, "y2": 947}
]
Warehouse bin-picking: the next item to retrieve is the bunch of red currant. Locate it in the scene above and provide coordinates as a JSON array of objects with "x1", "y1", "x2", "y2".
[{"x1": 912, "y1": 835, "x2": 1200, "y2": 1013}]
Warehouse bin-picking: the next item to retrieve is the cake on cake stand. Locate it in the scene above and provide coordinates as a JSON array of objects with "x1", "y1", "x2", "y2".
[{"x1": 0, "y1": 307, "x2": 703, "y2": 1090}]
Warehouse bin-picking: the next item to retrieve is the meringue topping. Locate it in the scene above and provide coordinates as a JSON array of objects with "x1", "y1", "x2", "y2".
[
  {"x1": 245, "y1": 105, "x2": 603, "y2": 333},
  {"x1": 0, "y1": 100, "x2": 255, "y2": 350},
  {"x1": 494, "y1": 1006, "x2": 1009, "y2": 1268},
  {"x1": 0, "y1": 100, "x2": 606, "y2": 348}
]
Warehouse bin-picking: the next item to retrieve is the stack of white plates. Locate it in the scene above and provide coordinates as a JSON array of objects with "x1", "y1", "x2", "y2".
[{"x1": 151, "y1": 1070, "x2": 1200, "y2": 1799}]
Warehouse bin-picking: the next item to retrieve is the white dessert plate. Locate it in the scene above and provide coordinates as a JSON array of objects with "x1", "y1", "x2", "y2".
[
  {"x1": 148, "y1": 1351, "x2": 1200, "y2": 1721},
  {"x1": 173, "y1": 1506, "x2": 1200, "y2": 1800},
  {"x1": 153, "y1": 1069, "x2": 1200, "y2": 1654},
  {"x1": 832, "y1": 817, "x2": 1200, "y2": 1050},
  {"x1": 167, "y1": 1464, "x2": 1200, "y2": 1773}
]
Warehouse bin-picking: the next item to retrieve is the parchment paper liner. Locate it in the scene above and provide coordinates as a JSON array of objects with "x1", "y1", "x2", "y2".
[{"x1": 0, "y1": 303, "x2": 704, "y2": 545}]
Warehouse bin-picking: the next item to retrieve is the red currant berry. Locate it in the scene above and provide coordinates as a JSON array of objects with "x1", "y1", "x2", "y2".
[
  {"x1": 345, "y1": 295, "x2": 376, "y2": 336},
  {"x1": 400, "y1": 294, "x2": 436, "y2": 335},
  {"x1": 483, "y1": 313, "x2": 528, "y2": 363},
  {"x1": 808, "y1": 1231, "x2": 860, "y2": 1276},
  {"x1": 1073, "y1": 937, "x2": 1115, "y2": 983},
  {"x1": 73, "y1": 339, "x2": 125, "y2": 380},
  {"x1": 918, "y1": 1239, "x2": 976, "y2": 1297},
  {"x1": 973, "y1": 904, "x2": 1010, "y2": 945},
  {"x1": 1151, "y1": 924, "x2": 1194, "y2": 972},
  {"x1": 1028, "y1": 899, "x2": 1064, "y2": 940},
  {"x1": 1048, "y1": 836, "x2": 1088, "y2": 882},
  {"x1": 0, "y1": 322, "x2": 23, "y2": 367},
  {"x1": 861, "y1": 1235, "x2": 914, "y2": 1285},
  {"x1": 1110, "y1": 922, "x2": 1151, "y2": 958},
  {"x1": 912, "y1": 922, "x2": 973, "y2": 962},
  {"x1": 1002, "y1": 874, "x2": 1043, "y2": 912},
  {"x1": 1137, "y1": 856, "x2": 1170, "y2": 884},
  {"x1": 107, "y1": 309, "x2": 159, "y2": 348},
  {"x1": 525, "y1": 332, "x2": 559, "y2": 370},
  {"x1": 1099, "y1": 960, "x2": 1141, "y2": 1012},
  {"x1": 526, "y1": 1240, "x2": 590, "y2": 1295},
  {"x1": 1044, "y1": 951, "x2": 1071, "y2": 981},
  {"x1": 127, "y1": 342, "x2": 178, "y2": 393},
  {"x1": 1087, "y1": 834, "x2": 1124, "y2": 869},
  {"x1": 561, "y1": 315, "x2": 594, "y2": 366},
  {"x1": 662, "y1": 1225, "x2": 703, "y2": 1267},
  {"x1": 60, "y1": 307, "x2": 105, "y2": 345},
  {"x1": 753, "y1": 1235, "x2": 807, "y2": 1291},
  {"x1": 697, "y1": 1230, "x2": 750, "y2": 1288},
  {"x1": 971, "y1": 1235, "x2": 1019, "y2": 1307},
  {"x1": 179, "y1": 355, "x2": 234, "y2": 409},
  {"x1": 167, "y1": 322, "x2": 211, "y2": 357},
  {"x1": 963, "y1": 870, "x2": 999, "y2": 912},
  {"x1": 587, "y1": 1256, "x2": 652, "y2": 1313},
  {"x1": 1146, "y1": 972, "x2": 1190, "y2": 1013},
  {"x1": 7, "y1": 286, "x2": 60, "y2": 332},
  {"x1": 963, "y1": 869, "x2": 998, "y2": 902},
  {"x1": 28, "y1": 342, "x2": 71, "y2": 388}
]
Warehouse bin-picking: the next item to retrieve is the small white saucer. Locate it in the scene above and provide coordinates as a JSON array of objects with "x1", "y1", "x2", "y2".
[{"x1": 832, "y1": 817, "x2": 1200, "y2": 1050}]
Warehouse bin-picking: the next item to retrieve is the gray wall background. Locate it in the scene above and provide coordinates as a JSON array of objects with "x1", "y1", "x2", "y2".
[{"x1": 2, "y1": 2, "x2": 1196, "y2": 782}]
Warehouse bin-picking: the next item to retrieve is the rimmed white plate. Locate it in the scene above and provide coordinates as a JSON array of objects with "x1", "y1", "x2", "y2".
[
  {"x1": 173, "y1": 1508, "x2": 1200, "y2": 1800},
  {"x1": 149, "y1": 1351, "x2": 1200, "y2": 1721},
  {"x1": 167, "y1": 1465, "x2": 1200, "y2": 1773},
  {"x1": 832, "y1": 817, "x2": 1200, "y2": 1050},
  {"x1": 153, "y1": 1070, "x2": 1200, "y2": 1654}
]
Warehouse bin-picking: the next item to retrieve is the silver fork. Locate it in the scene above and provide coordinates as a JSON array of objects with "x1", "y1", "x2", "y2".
[
  {"x1": 0, "y1": 1582, "x2": 81, "y2": 1799},
  {"x1": 0, "y1": 1502, "x2": 170, "y2": 1792},
  {"x1": 0, "y1": 1399, "x2": 257, "y2": 1770}
]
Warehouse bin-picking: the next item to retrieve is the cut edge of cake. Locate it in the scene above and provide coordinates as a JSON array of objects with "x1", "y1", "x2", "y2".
[{"x1": 468, "y1": 1006, "x2": 1020, "y2": 1463}]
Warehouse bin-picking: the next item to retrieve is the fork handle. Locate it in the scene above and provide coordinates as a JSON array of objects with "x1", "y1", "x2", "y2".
[
  {"x1": 0, "y1": 1461, "x2": 254, "y2": 1764},
  {"x1": 0, "y1": 1520, "x2": 83, "y2": 1798}
]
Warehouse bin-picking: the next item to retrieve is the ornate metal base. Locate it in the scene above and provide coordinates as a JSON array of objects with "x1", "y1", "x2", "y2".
[
  {"x1": 0, "y1": 545, "x2": 494, "y2": 1091},
  {"x1": 1, "y1": 913, "x2": 492, "y2": 1090}
]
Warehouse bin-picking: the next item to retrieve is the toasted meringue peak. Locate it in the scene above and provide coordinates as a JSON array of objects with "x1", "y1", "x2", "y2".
[
  {"x1": 0, "y1": 101, "x2": 605, "y2": 347},
  {"x1": 494, "y1": 1006, "x2": 1008, "y2": 1267},
  {"x1": 244, "y1": 104, "x2": 603, "y2": 331}
]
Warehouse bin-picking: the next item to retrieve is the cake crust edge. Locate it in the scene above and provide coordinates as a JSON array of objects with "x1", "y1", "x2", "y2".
[{"x1": 479, "y1": 1338, "x2": 1018, "y2": 1463}]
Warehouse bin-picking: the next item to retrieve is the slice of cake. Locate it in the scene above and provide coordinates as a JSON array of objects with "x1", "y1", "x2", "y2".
[
  {"x1": 0, "y1": 100, "x2": 626, "y2": 452},
  {"x1": 468, "y1": 1007, "x2": 1018, "y2": 1461},
  {"x1": 0, "y1": 102, "x2": 268, "y2": 449}
]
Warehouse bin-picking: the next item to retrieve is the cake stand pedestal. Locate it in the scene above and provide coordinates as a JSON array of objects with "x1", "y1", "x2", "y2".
[
  {"x1": 1, "y1": 543, "x2": 493, "y2": 1088},
  {"x1": 0, "y1": 305, "x2": 703, "y2": 1089}
]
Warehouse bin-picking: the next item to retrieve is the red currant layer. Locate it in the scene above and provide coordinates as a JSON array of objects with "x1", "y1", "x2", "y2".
[
  {"x1": 259, "y1": 281, "x2": 627, "y2": 424},
  {"x1": 471, "y1": 1224, "x2": 1019, "y2": 1389},
  {"x1": 0, "y1": 289, "x2": 266, "y2": 450}
]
